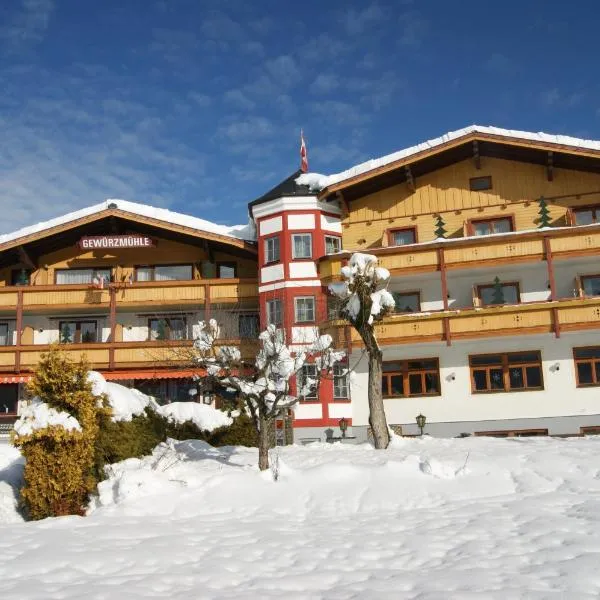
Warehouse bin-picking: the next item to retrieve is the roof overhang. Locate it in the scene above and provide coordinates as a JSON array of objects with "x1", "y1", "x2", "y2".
[{"x1": 318, "y1": 130, "x2": 600, "y2": 202}]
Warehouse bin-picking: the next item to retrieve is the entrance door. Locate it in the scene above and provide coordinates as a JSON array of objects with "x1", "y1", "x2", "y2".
[{"x1": 0, "y1": 384, "x2": 18, "y2": 415}]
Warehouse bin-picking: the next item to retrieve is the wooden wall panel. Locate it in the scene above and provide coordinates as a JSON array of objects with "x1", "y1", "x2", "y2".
[{"x1": 343, "y1": 157, "x2": 600, "y2": 250}]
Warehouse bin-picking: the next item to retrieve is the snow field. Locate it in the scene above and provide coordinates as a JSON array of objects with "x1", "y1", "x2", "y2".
[{"x1": 2, "y1": 436, "x2": 600, "y2": 598}]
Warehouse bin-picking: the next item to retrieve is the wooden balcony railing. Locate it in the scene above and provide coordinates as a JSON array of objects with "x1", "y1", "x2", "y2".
[
  {"x1": 319, "y1": 223, "x2": 600, "y2": 283},
  {"x1": 0, "y1": 338, "x2": 259, "y2": 373},
  {"x1": 0, "y1": 278, "x2": 259, "y2": 312},
  {"x1": 321, "y1": 296, "x2": 600, "y2": 348}
]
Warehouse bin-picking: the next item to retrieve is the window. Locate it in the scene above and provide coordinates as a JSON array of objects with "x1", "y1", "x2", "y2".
[
  {"x1": 327, "y1": 297, "x2": 340, "y2": 320},
  {"x1": 470, "y1": 352, "x2": 543, "y2": 393},
  {"x1": 266, "y1": 299, "x2": 283, "y2": 327},
  {"x1": 388, "y1": 227, "x2": 416, "y2": 246},
  {"x1": 581, "y1": 275, "x2": 600, "y2": 297},
  {"x1": 136, "y1": 265, "x2": 192, "y2": 282},
  {"x1": 573, "y1": 206, "x2": 600, "y2": 226},
  {"x1": 56, "y1": 268, "x2": 111, "y2": 285},
  {"x1": 217, "y1": 262, "x2": 236, "y2": 279},
  {"x1": 325, "y1": 236, "x2": 342, "y2": 255},
  {"x1": 574, "y1": 347, "x2": 600, "y2": 387},
  {"x1": 298, "y1": 364, "x2": 318, "y2": 399},
  {"x1": 0, "y1": 384, "x2": 18, "y2": 415},
  {"x1": 59, "y1": 321, "x2": 97, "y2": 344},
  {"x1": 469, "y1": 176, "x2": 492, "y2": 191},
  {"x1": 333, "y1": 364, "x2": 349, "y2": 399},
  {"x1": 392, "y1": 292, "x2": 420, "y2": 313},
  {"x1": 477, "y1": 282, "x2": 520, "y2": 306},
  {"x1": 149, "y1": 317, "x2": 187, "y2": 341},
  {"x1": 0, "y1": 323, "x2": 10, "y2": 346},
  {"x1": 265, "y1": 236, "x2": 280, "y2": 264},
  {"x1": 239, "y1": 314, "x2": 259, "y2": 338},
  {"x1": 381, "y1": 359, "x2": 440, "y2": 398},
  {"x1": 470, "y1": 217, "x2": 513, "y2": 236},
  {"x1": 294, "y1": 296, "x2": 315, "y2": 323},
  {"x1": 292, "y1": 234, "x2": 312, "y2": 259},
  {"x1": 11, "y1": 269, "x2": 31, "y2": 286}
]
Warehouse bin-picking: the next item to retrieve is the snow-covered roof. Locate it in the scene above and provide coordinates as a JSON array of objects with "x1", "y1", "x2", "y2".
[
  {"x1": 300, "y1": 125, "x2": 600, "y2": 192},
  {"x1": 0, "y1": 199, "x2": 256, "y2": 248}
]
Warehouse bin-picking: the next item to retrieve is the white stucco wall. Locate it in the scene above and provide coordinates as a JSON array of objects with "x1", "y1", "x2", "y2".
[
  {"x1": 294, "y1": 403, "x2": 323, "y2": 419},
  {"x1": 261, "y1": 263, "x2": 284, "y2": 283},
  {"x1": 287, "y1": 214, "x2": 315, "y2": 230},
  {"x1": 289, "y1": 262, "x2": 318, "y2": 279},
  {"x1": 259, "y1": 216, "x2": 282, "y2": 235},
  {"x1": 350, "y1": 331, "x2": 600, "y2": 427},
  {"x1": 320, "y1": 214, "x2": 342, "y2": 233}
]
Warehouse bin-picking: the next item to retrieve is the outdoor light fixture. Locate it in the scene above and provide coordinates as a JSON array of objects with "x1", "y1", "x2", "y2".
[
  {"x1": 339, "y1": 417, "x2": 348, "y2": 438},
  {"x1": 416, "y1": 413, "x2": 426, "y2": 436}
]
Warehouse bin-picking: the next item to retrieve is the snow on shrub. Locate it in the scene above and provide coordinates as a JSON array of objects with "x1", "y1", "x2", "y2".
[
  {"x1": 13, "y1": 399, "x2": 81, "y2": 437},
  {"x1": 157, "y1": 402, "x2": 233, "y2": 432}
]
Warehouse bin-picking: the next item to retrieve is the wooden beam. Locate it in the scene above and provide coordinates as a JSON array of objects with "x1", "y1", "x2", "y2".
[
  {"x1": 437, "y1": 247, "x2": 449, "y2": 311},
  {"x1": 404, "y1": 165, "x2": 415, "y2": 192},
  {"x1": 472, "y1": 140, "x2": 481, "y2": 170},
  {"x1": 552, "y1": 307, "x2": 561, "y2": 338},
  {"x1": 443, "y1": 317, "x2": 451, "y2": 346},
  {"x1": 547, "y1": 151, "x2": 554, "y2": 182},
  {"x1": 15, "y1": 290, "x2": 23, "y2": 373},
  {"x1": 544, "y1": 237, "x2": 557, "y2": 301},
  {"x1": 17, "y1": 246, "x2": 36, "y2": 269},
  {"x1": 204, "y1": 284, "x2": 211, "y2": 322},
  {"x1": 109, "y1": 286, "x2": 117, "y2": 369},
  {"x1": 336, "y1": 191, "x2": 349, "y2": 216}
]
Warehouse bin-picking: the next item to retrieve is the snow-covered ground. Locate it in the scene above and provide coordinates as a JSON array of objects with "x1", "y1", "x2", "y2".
[{"x1": 2, "y1": 435, "x2": 600, "y2": 598}]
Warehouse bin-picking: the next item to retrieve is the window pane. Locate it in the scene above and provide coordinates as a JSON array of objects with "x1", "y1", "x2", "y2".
[
  {"x1": 479, "y1": 287, "x2": 496, "y2": 305},
  {"x1": 525, "y1": 366, "x2": 542, "y2": 388},
  {"x1": 595, "y1": 362, "x2": 600, "y2": 384},
  {"x1": 80, "y1": 322, "x2": 97, "y2": 343},
  {"x1": 574, "y1": 209, "x2": 594, "y2": 225},
  {"x1": 408, "y1": 359, "x2": 437, "y2": 370},
  {"x1": 575, "y1": 347, "x2": 600, "y2": 359},
  {"x1": 59, "y1": 322, "x2": 76, "y2": 344},
  {"x1": 408, "y1": 373, "x2": 423, "y2": 395},
  {"x1": 295, "y1": 297, "x2": 315, "y2": 322},
  {"x1": 473, "y1": 370, "x2": 488, "y2": 391},
  {"x1": 56, "y1": 269, "x2": 93, "y2": 284},
  {"x1": 150, "y1": 319, "x2": 167, "y2": 340},
  {"x1": 473, "y1": 222, "x2": 490, "y2": 236},
  {"x1": 470, "y1": 177, "x2": 492, "y2": 191},
  {"x1": 577, "y1": 363, "x2": 593, "y2": 385},
  {"x1": 95, "y1": 269, "x2": 111, "y2": 283},
  {"x1": 381, "y1": 376, "x2": 389, "y2": 396},
  {"x1": 218, "y1": 264, "x2": 236, "y2": 279},
  {"x1": 425, "y1": 372, "x2": 440, "y2": 394},
  {"x1": 334, "y1": 364, "x2": 348, "y2": 398},
  {"x1": 390, "y1": 375, "x2": 403, "y2": 396},
  {"x1": 471, "y1": 355, "x2": 502, "y2": 366},
  {"x1": 267, "y1": 300, "x2": 282, "y2": 326},
  {"x1": 393, "y1": 292, "x2": 420, "y2": 313},
  {"x1": 392, "y1": 229, "x2": 415, "y2": 246},
  {"x1": 266, "y1": 237, "x2": 280, "y2": 263},
  {"x1": 239, "y1": 314, "x2": 259, "y2": 338},
  {"x1": 502, "y1": 285, "x2": 519, "y2": 304},
  {"x1": 583, "y1": 277, "x2": 600, "y2": 296},
  {"x1": 169, "y1": 319, "x2": 186, "y2": 340},
  {"x1": 491, "y1": 219, "x2": 512, "y2": 234},
  {"x1": 490, "y1": 368, "x2": 504, "y2": 389},
  {"x1": 155, "y1": 265, "x2": 192, "y2": 281},
  {"x1": 508, "y1": 352, "x2": 539, "y2": 364},
  {"x1": 293, "y1": 235, "x2": 311, "y2": 258},
  {"x1": 383, "y1": 361, "x2": 403, "y2": 372},
  {"x1": 509, "y1": 367, "x2": 525, "y2": 389},
  {"x1": 325, "y1": 237, "x2": 341, "y2": 254},
  {"x1": 136, "y1": 267, "x2": 153, "y2": 282}
]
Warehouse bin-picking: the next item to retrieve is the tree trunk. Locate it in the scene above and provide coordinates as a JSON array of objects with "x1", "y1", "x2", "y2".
[
  {"x1": 367, "y1": 346, "x2": 390, "y2": 449},
  {"x1": 258, "y1": 413, "x2": 271, "y2": 471}
]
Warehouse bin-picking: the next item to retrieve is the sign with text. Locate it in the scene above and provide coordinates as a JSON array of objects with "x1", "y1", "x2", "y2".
[{"x1": 79, "y1": 235, "x2": 155, "y2": 250}]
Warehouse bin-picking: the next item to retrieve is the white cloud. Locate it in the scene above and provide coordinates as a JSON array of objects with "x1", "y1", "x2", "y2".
[
  {"x1": 265, "y1": 55, "x2": 302, "y2": 88},
  {"x1": 398, "y1": 10, "x2": 428, "y2": 46},
  {"x1": 310, "y1": 74, "x2": 339, "y2": 95},
  {"x1": 339, "y1": 3, "x2": 385, "y2": 35},
  {"x1": 311, "y1": 101, "x2": 368, "y2": 126},
  {"x1": 542, "y1": 88, "x2": 584, "y2": 108},
  {"x1": 217, "y1": 116, "x2": 277, "y2": 142},
  {"x1": 223, "y1": 89, "x2": 256, "y2": 111},
  {"x1": 0, "y1": 0, "x2": 55, "y2": 51}
]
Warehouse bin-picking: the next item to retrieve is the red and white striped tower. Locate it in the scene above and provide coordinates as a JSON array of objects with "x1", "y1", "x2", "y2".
[{"x1": 248, "y1": 139, "x2": 350, "y2": 441}]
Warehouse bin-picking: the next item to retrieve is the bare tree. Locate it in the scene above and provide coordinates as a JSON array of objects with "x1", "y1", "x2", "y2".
[
  {"x1": 193, "y1": 320, "x2": 343, "y2": 471},
  {"x1": 329, "y1": 253, "x2": 395, "y2": 449}
]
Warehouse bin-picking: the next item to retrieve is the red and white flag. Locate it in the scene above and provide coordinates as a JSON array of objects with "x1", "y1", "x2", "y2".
[{"x1": 300, "y1": 130, "x2": 308, "y2": 173}]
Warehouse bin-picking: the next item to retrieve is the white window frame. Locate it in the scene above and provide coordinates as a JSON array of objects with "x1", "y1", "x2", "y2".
[
  {"x1": 325, "y1": 236, "x2": 342, "y2": 255},
  {"x1": 333, "y1": 363, "x2": 349, "y2": 399},
  {"x1": 266, "y1": 299, "x2": 283, "y2": 326},
  {"x1": 265, "y1": 236, "x2": 280, "y2": 264},
  {"x1": 292, "y1": 233, "x2": 312, "y2": 259},
  {"x1": 294, "y1": 296, "x2": 315, "y2": 323}
]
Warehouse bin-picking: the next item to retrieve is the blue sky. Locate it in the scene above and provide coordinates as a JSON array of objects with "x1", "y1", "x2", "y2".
[{"x1": 0, "y1": 0, "x2": 598, "y2": 232}]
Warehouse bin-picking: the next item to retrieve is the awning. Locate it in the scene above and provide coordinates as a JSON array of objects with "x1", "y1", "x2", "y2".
[
  {"x1": 101, "y1": 370, "x2": 198, "y2": 381},
  {"x1": 0, "y1": 375, "x2": 31, "y2": 384}
]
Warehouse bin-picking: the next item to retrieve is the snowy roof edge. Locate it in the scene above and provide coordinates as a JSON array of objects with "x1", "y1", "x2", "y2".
[
  {"x1": 310, "y1": 124, "x2": 600, "y2": 192},
  {"x1": 0, "y1": 199, "x2": 256, "y2": 247}
]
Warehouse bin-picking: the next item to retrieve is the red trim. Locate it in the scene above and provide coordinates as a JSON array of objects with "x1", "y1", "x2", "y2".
[{"x1": 293, "y1": 418, "x2": 352, "y2": 427}]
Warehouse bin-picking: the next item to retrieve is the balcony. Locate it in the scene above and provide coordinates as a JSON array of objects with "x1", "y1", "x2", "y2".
[
  {"x1": 321, "y1": 296, "x2": 600, "y2": 347},
  {"x1": 0, "y1": 278, "x2": 259, "y2": 313},
  {"x1": 0, "y1": 338, "x2": 259, "y2": 374},
  {"x1": 318, "y1": 223, "x2": 600, "y2": 282}
]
